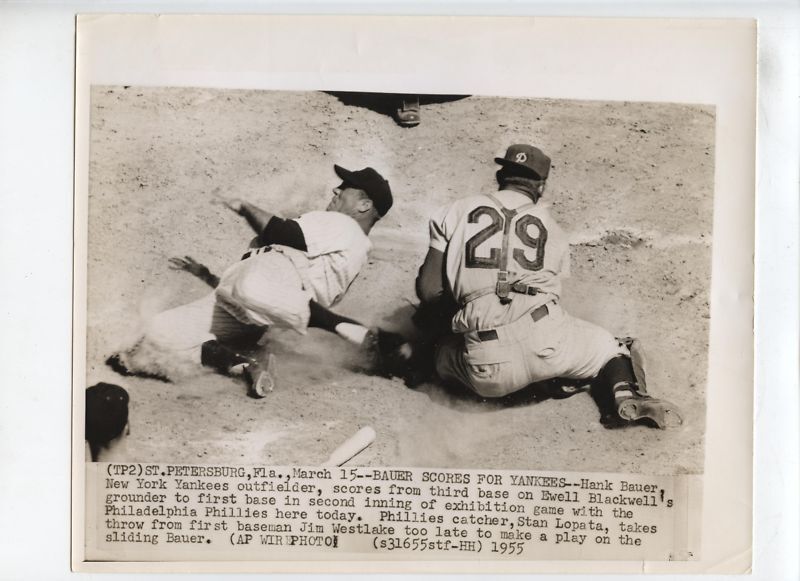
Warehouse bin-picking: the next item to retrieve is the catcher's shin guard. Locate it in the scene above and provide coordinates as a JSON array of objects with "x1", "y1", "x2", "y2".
[
  {"x1": 201, "y1": 340, "x2": 275, "y2": 398},
  {"x1": 618, "y1": 336, "x2": 649, "y2": 394},
  {"x1": 593, "y1": 355, "x2": 683, "y2": 429}
]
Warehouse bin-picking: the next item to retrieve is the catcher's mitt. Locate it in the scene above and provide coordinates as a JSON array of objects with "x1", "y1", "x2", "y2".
[
  {"x1": 411, "y1": 295, "x2": 458, "y2": 337},
  {"x1": 362, "y1": 328, "x2": 436, "y2": 388},
  {"x1": 362, "y1": 328, "x2": 411, "y2": 375}
]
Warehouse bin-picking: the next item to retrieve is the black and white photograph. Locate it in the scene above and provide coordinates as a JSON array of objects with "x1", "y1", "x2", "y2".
[
  {"x1": 85, "y1": 88, "x2": 712, "y2": 475},
  {"x1": 3, "y1": 3, "x2": 797, "y2": 579},
  {"x1": 67, "y1": 13, "x2": 762, "y2": 573}
]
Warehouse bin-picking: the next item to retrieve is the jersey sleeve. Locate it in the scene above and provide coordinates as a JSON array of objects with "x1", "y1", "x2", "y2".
[
  {"x1": 559, "y1": 243, "x2": 571, "y2": 278},
  {"x1": 428, "y1": 202, "x2": 458, "y2": 252},
  {"x1": 295, "y1": 211, "x2": 363, "y2": 258},
  {"x1": 415, "y1": 247, "x2": 445, "y2": 303}
]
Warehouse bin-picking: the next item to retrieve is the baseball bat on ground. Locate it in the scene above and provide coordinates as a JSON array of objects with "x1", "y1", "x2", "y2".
[{"x1": 321, "y1": 426, "x2": 376, "y2": 467}]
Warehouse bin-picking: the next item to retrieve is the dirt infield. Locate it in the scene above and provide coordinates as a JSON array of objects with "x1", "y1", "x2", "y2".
[{"x1": 85, "y1": 87, "x2": 712, "y2": 474}]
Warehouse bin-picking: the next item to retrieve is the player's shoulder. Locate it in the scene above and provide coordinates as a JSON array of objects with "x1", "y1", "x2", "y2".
[
  {"x1": 529, "y1": 201, "x2": 560, "y2": 222},
  {"x1": 532, "y1": 203, "x2": 568, "y2": 238},
  {"x1": 436, "y1": 194, "x2": 493, "y2": 216},
  {"x1": 299, "y1": 209, "x2": 343, "y2": 221},
  {"x1": 429, "y1": 195, "x2": 499, "y2": 231},
  {"x1": 299, "y1": 210, "x2": 360, "y2": 229},
  {"x1": 465, "y1": 193, "x2": 497, "y2": 207}
]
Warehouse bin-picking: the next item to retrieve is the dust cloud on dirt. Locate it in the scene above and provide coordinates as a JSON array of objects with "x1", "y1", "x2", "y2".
[{"x1": 87, "y1": 88, "x2": 712, "y2": 475}]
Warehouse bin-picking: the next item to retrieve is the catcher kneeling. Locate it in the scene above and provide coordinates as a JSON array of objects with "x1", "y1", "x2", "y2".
[{"x1": 385, "y1": 144, "x2": 683, "y2": 429}]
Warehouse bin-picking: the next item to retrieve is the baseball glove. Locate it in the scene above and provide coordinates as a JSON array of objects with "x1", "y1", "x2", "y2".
[
  {"x1": 365, "y1": 329, "x2": 438, "y2": 388},
  {"x1": 362, "y1": 328, "x2": 411, "y2": 375}
]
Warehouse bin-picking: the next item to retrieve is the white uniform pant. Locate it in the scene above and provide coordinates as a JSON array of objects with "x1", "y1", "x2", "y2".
[
  {"x1": 142, "y1": 293, "x2": 264, "y2": 363},
  {"x1": 129, "y1": 250, "x2": 312, "y2": 376},
  {"x1": 214, "y1": 249, "x2": 313, "y2": 330},
  {"x1": 435, "y1": 302, "x2": 627, "y2": 398}
]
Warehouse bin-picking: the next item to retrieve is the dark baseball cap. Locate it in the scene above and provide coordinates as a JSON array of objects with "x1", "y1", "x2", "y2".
[
  {"x1": 86, "y1": 382, "x2": 129, "y2": 444},
  {"x1": 494, "y1": 144, "x2": 551, "y2": 180},
  {"x1": 334, "y1": 164, "x2": 393, "y2": 216}
]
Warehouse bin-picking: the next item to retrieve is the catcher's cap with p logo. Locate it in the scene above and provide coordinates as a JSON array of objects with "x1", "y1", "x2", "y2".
[
  {"x1": 333, "y1": 164, "x2": 393, "y2": 216},
  {"x1": 495, "y1": 144, "x2": 551, "y2": 180}
]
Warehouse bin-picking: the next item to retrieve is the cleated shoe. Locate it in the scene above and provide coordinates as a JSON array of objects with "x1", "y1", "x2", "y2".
[
  {"x1": 611, "y1": 396, "x2": 684, "y2": 429},
  {"x1": 245, "y1": 353, "x2": 276, "y2": 399},
  {"x1": 395, "y1": 97, "x2": 421, "y2": 127}
]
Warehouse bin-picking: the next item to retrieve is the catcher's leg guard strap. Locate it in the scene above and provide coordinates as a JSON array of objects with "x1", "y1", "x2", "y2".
[
  {"x1": 591, "y1": 355, "x2": 639, "y2": 416},
  {"x1": 201, "y1": 340, "x2": 254, "y2": 373},
  {"x1": 598, "y1": 355, "x2": 639, "y2": 392},
  {"x1": 619, "y1": 336, "x2": 649, "y2": 394},
  {"x1": 593, "y1": 354, "x2": 684, "y2": 429}
]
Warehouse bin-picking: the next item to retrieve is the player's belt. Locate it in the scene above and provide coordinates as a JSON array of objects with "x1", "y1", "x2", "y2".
[
  {"x1": 476, "y1": 303, "x2": 551, "y2": 342},
  {"x1": 460, "y1": 282, "x2": 543, "y2": 306},
  {"x1": 509, "y1": 282, "x2": 541, "y2": 296},
  {"x1": 241, "y1": 246, "x2": 273, "y2": 260}
]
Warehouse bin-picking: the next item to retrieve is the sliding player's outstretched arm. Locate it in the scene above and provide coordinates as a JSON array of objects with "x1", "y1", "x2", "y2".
[
  {"x1": 214, "y1": 193, "x2": 278, "y2": 236},
  {"x1": 168, "y1": 256, "x2": 220, "y2": 287}
]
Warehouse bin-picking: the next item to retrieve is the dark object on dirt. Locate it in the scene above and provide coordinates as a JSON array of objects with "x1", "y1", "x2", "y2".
[
  {"x1": 106, "y1": 353, "x2": 171, "y2": 383},
  {"x1": 395, "y1": 96, "x2": 421, "y2": 127},
  {"x1": 325, "y1": 92, "x2": 469, "y2": 127},
  {"x1": 86, "y1": 382, "x2": 130, "y2": 461}
]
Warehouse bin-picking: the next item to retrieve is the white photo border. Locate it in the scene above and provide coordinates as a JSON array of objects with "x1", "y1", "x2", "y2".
[{"x1": 0, "y1": 2, "x2": 796, "y2": 580}]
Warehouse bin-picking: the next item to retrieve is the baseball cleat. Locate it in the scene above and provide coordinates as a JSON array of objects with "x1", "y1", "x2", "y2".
[
  {"x1": 245, "y1": 353, "x2": 276, "y2": 399},
  {"x1": 395, "y1": 97, "x2": 421, "y2": 127},
  {"x1": 612, "y1": 396, "x2": 684, "y2": 429}
]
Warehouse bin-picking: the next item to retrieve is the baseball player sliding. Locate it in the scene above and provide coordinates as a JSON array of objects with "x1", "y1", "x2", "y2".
[
  {"x1": 388, "y1": 144, "x2": 683, "y2": 429},
  {"x1": 108, "y1": 164, "x2": 392, "y2": 398}
]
